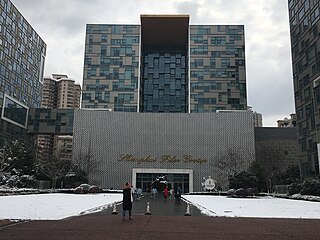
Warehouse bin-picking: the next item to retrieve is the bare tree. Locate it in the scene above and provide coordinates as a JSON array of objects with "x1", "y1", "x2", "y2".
[
  {"x1": 213, "y1": 148, "x2": 249, "y2": 176},
  {"x1": 256, "y1": 147, "x2": 283, "y2": 193},
  {"x1": 78, "y1": 151, "x2": 95, "y2": 176},
  {"x1": 74, "y1": 142, "x2": 100, "y2": 181},
  {"x1": 37, "y1": 152, "x2": 71, "y2": 189},
  {"x1": 209, "y1": 148, "x2": 252, "y2": 190}
]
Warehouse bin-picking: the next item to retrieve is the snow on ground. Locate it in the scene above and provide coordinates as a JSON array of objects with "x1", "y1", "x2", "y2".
[
  {"x1": 1, "y1": 194, "x2": 320, "y2": 221},
  {"x1": 183, "y1": 195, "x2": 320, "y2": 219},
  {"x1": 0, "y1": 193, "x2": 122, "y2": 220}
]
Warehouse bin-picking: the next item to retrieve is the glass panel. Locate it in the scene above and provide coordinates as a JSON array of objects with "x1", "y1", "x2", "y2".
[
  {"x1": 141, "y1": 52, "x2": 187, "y2": 113},
  {"x1": 2, "y1": 95, "x2": 28, "y2": 128}
]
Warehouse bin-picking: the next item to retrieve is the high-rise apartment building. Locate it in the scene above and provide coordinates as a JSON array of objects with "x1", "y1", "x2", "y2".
[
  {"x1": 248, "y1": 106, "x2": 263, "y2": 127},
  {"x1": 82, "y1": 15, "x2": 247, "y2": 113},
  {"x1": 38, "y1": 74, "x2": 81, "y2": 161},
  {"x1": 0, "y1": 0, "x2": 46, "y2": 145},
  {"x1": 277, "y1": 114, "x2": 297, "y2": 128},
  {"x1": 253, "y1": 112, "x2": 263, "y2": 127},
  {"x1": 42, "y1": 74, "x2": 81, "y2": 109},
  {"x1": 288, "y1": 0, "x2": 320, "y2": 177}
]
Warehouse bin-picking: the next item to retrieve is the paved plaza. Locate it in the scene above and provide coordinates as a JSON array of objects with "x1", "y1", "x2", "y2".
[{"x1": 1, "y1": 194, "x2": 320, "y2": 240}]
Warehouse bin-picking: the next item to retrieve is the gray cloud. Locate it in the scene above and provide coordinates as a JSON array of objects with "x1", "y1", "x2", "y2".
[
  {"x1": 174, "y1": 1, "x2": 200, "y2": 20},
  {"x1": 11, "y1": 0, "x2": 295, "y2": 126}
]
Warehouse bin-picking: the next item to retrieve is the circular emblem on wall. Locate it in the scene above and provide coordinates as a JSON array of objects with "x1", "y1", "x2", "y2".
[{"x1": 202, "y1": 176, "x2": 217, "y2": 191}]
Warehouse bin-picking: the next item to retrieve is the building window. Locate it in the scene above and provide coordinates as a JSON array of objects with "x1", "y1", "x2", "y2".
[{"x1": 211, "y1": 37, "x2": 226, "y2": 46}]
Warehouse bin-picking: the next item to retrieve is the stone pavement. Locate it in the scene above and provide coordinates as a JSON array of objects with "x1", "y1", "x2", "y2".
[{"x1": 1, "y1": 194, "x2": 320, "y2": 240}]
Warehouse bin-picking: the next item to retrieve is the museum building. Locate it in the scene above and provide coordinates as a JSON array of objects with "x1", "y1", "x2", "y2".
[
  {"x1": 72, "y1": 110, "x2": 255, "y2": 192},
  {"x1": 77, "y1": 14, "x2": 250, "y2": 192}
]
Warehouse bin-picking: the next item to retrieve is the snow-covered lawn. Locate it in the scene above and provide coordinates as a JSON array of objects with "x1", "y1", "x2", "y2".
[
  {"x1": 184, "y1": 195, "x2": 320, "y2": 219},
  {"x1": 0, "y1": 193, "x2": 122, "y2": 220},
  {"x1": 1, "y1": 194, "x2": 320, "y2": 221}
]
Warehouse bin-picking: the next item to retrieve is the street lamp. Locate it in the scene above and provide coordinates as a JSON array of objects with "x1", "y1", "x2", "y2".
[{"x1": 79, "y1": 128, "x2": 84, "y2": 167}]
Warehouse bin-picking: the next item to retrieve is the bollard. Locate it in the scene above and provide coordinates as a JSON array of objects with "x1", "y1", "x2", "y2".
[
  {"x1": 184, "y1": 203, "x2": 191, "y2": 216},
  {"x1": 145, "y1": 202, "x2": 152, "y2": 215},
  {"x1": 111, "y1": 202, "x2": 118, "y2": 215}
]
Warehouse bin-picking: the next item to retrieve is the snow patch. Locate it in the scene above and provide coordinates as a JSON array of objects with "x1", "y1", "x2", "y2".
[
  {"x1": 0, "y1": 193, "x2": 122, "y2": 220},
  {"x1": 184, "y1": 195, "x2": 320, "y2": 219}
]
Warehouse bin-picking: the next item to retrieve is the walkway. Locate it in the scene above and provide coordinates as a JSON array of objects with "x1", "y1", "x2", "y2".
[
  {"x1": 1, "y1": 194, "x2": 320, "y2": 240},
  {"x1": 115, "y1": 193, "x2": 203, "y2": 216}
]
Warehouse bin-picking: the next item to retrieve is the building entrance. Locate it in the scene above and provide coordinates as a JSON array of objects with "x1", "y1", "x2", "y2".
[{"x1": 136, "y1": 173, "x2": 190, "y2": 193}]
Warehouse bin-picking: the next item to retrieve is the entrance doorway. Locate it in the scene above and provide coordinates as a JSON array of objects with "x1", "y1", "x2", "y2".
[
  {"x1": 132, "y1": 168, "x2": 193, "y2": 193},
  {"x1": 135, "y1": 172, "x2": 190, "y2": 193}
]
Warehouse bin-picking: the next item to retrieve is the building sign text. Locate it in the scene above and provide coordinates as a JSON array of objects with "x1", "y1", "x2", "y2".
[{"x1": 117, "y1": 154, "x2": 207, "y2": 164}]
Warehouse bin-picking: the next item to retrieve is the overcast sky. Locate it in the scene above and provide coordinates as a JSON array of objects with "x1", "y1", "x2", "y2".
[{"x1": 11, "y1": 0, "x2": 295, "y2": 127}]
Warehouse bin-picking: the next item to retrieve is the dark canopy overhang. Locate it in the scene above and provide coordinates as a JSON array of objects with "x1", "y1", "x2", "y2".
[{"x1": 140, "y1": 15, "x2": 189, "y2": 48}]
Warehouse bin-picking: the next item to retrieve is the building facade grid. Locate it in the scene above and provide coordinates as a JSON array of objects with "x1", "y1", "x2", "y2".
[
  {"x1": 72, "y1": 110, "x2": 255, "y2": 191},
  {"x1": 189, "y1": 25, "x2": 247, "y2": 112},
  {"x1": 0, "y1": 0, "x2": 46, "y2": 108},
  {"x1": 82, "y1": 16, "x2": 247, "y2": 114},
  {"x1": 82, "y1": 24, "x2": 140, "y2": 112},
  {"x1": 0, "y1": 0, "x2": 46, "y2": 146},
  {"x1": 288, "y1": 0, "x2": 320, "y2": 177}
]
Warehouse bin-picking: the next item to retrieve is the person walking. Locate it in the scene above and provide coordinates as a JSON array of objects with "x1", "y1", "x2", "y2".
[
  {"x1": 150, "y1": 187, "x2": 155, "y2": 199},
  {"x1": 175, "y1": 187, "x2": 182, "y2": 204},
  {"x1": 163, "y1": 186, "x2": 169, "y2": 199},
  {"x1": 122, "y1": 182, "x2": 133, "y2": 221},
  {"x1": 169, "y1": 188, "x2": 174, "y2": 199},
  {"x1": 131, "y1": 185, "x2": 136, "y2": 200}
]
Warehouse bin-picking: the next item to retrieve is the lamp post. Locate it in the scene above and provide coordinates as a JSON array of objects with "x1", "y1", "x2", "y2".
[
  {"x1": 80, "y1": 128, "x2": 84, "y2": 152},
  {"x1": 79, "y1": 128, "x2": 84, "y2": 166}
]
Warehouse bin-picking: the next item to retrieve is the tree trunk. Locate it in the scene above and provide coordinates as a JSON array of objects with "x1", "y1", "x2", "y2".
[{"x1": 51, "y1": 178, "x2": 57, "y2": 189}]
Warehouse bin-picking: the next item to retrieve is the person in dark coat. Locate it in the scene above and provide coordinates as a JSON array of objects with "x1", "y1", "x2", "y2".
[
  {"x1": 122, "y1": 182, "x2": 133, "y2": 221},
  {"x1": 175, "y1": 187, "x2": 182, "y2": 204}
]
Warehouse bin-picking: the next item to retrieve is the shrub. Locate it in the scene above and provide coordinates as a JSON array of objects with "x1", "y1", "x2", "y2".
[
  {"x1": 288, "y1": 181, "x2": 303, "y2": 195},
  {"x1": 17, "y1": 175, "x2": 37, "y2": 188},
  {"x1": 73, "y1": 183, "x2": 91, "y2": 194},
  {"x1": 229, "y1": 171, "x2": 258, "y2": 189},
  {"x1": 74, "y1": 186, "x2": 84, "y2": 194},
  {"x1": 89, "y1": 185, "x2": 103, "y2": 193},
  {"x1": 288, "y1": 179, "x2": 320, "y2": 196},
  {"x1": 300, "y1": 179, "x2": 320, "y2": 196},
  {"x1": 5, "y1": 175, "x2": 20, "y2": 188},
  {"x1": 247, "y1": 188, "x2": 258, "y2": 196},
  {"x1": 1, "y1": 170, "x2": 37, "y2": 188},
  {"x1": 234, "y1": 188, "x2": 248, "y2": 197},
  {"x1": 64, "y1": 171, "x2": 88, "y2": 188},
  {"x1": 227, "y1": 189, "x2": 236, "y2": 196}
]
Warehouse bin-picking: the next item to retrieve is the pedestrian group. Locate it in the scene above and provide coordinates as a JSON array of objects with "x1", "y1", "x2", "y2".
[{"x1": 122, "y1": 182, "x2": 182, "y2": 221}]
